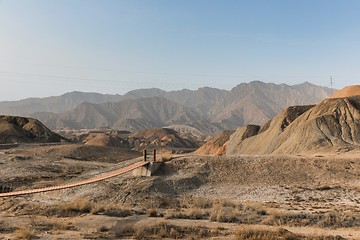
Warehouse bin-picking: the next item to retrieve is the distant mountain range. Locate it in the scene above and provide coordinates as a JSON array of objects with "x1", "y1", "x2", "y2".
[{"x1": 0, "y1": 81, "x2": 333, "y2": 134}]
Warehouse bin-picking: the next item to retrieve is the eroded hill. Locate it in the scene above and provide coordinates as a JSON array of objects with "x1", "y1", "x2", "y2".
[
  {"x1": 0, "y1": 115, "x2": 67, "y2": 144},
  {"x1": 127, "y1": 128, "x2": 199, "y2": 151},
  {"x1": 227, "y1": 90, "x2": 360, "y2": 155}
]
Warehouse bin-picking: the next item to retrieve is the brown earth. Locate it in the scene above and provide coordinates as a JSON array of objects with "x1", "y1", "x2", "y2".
[{"x1": 0, "y1": 147, "x2": 359, "y2": 239}]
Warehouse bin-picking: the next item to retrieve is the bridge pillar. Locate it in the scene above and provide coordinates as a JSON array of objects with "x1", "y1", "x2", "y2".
[{"x1": 132, "y1": 162, "x2": 162, "y2": 177}]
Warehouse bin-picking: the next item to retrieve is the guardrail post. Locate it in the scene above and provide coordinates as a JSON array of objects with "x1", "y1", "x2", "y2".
[
  {"x1": 153, "y1": 149, "x2": 156, "y2": 162},
  {"x1": 143, "y1": 149, "x2": 147, "y2": 161}
]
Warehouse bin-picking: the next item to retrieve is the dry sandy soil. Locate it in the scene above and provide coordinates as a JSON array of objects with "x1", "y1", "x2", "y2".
[{"x1": 0, "y1": 143, "x2": 359, "y2": 239}]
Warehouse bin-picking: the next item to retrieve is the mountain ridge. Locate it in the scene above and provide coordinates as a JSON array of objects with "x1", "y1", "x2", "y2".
[{"x1": 0, "y1": 81, "x2": 333, "y2": 134}]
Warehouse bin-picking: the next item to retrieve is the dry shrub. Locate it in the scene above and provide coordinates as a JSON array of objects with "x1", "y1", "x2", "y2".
[
  {"x1": 318, "y1": 212, "x2": 359, "y2": 228},
  {"x1": 0, "y1": 220, "x2": 16, "y2": 233},
  {"x1": 151, "y1": 196, "x2": 180, "y2": 209},
  {"x1": 48, "y1": 198, "x2": 135, "y2": 218},
  {"x1": 32, "y1": 222, "x2": 63, "y2": 232},
  {"x1": 209, "y1": 203, "x2": 221, "y2": 221},
  {"x1": 189, "y1": 208, "x2": 208, "y2": 219},
  {"x1": 243, "y1": 202, "x2": 267, "y2": 213},
  {"x1": 159, "y1": 153, "x2": 173, "y2": 162},
  {"x1": 165, "y1": 208, "x2": 208, "y2": 220},
  {"x1": 179, "y1": 196, "x2": 190, "y2": 208},
  {"x1": 114, "y1": 224, "x2": 136, "y2": 238},
  {"x1": 233, "y1": 228, "x2": 345, "y2": 240},
  {"x1": 193, "y1": 197, "x2": 213, "y2": 208},
  {"x1": 234, "y1": 228, "x2": 292, "y2": 240},
  {"x1": 209, "y1": 203, "x2": 238, "y2": 222},
  {"x1": 13, "y1": 227, "x2": 36, "y2": 240},
  {"x1": 91, "y1": 202, "x2": 134, "y2": 217},
  {"x1": 90, "y1": 202, "x2": 106, "y2": 214},
  {"x1": 316, "y1": 185, "x2": 336, "y2": 191},
  {"x1": 52, "y1": 221, "x2": 76, "y2": 231},
  {"x1": 221, "y1": 199, "x2": 237, "y2": 208},
  {"x1": 148, "y1": 208, "x2": 161, "y2": 217},
  {"x1": 61, "y1": 197, "x2": 92, "y2": 214},
  {"x1": 181, "y1": 196, "x2": 213, "y2": 209},
  {"x1": 116, "y1": 222, "x2": 213, "y2": 239},
  {"x1": 263, "y1": 211, "x2": 360, "y2": 228},
  {"x1": 98, "y1": 226, "x2": 110, "y2": 232}
]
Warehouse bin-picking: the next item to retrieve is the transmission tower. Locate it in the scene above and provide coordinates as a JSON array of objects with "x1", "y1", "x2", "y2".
[{"x1": 330, "y1": 76, "x2": 334, "y2": 94}]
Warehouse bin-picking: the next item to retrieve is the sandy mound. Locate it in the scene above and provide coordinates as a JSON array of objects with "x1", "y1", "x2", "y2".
[
  {"x1": 329, "y1": 85, "x2": 360, "y2": 99},
  {"x1": 227, "y1": 96, "x2": 360, "y2": 155},
  {"x1": 127, "y1": 128, "x2": 199, "y2": 151},
  {"x1": 0, "y1": 115, "x2": 67, "y2": 144},
  {"x1": 83, "y1": 133, "x2": 127, "y2": 147},
  {"x1": 195, "y1": 131, "x2": 234, "y2": 155}
]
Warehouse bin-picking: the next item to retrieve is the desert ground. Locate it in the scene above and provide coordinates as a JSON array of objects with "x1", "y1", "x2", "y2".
[{"x1": 0, "y1": 143, "x2": 359, "y2": 239}]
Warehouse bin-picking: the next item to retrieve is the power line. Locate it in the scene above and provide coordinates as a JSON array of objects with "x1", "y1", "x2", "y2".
[{"x1": 0, "y1": 71, "x2": 204, "y2": 90}]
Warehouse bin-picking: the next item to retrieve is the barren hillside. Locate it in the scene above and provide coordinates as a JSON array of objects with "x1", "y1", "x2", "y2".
[{"x1": 227, "y1": 94, "x2": 360, "y2": 155}]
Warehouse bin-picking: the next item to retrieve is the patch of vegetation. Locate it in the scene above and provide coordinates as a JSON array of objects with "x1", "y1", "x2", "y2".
[
  {"x1": 233, "y1": 228, "x2": 345, "y2": 240},
  {"x1": 45, "y1": 197, "x2": 136, "y2": 218},
  {"x1": 115, "y1": 222, "x2": 216, "y2": 239},
  {"x1": 265, "y1": 212, "x2": 360, "y2": 228},
  {"x1": 13, "y1": 227, "x2": 36, "y2": 240},
  {"x1": 165, "y1": 208, "x2": 209, "y2": 220},
  {"x1": 0, "y1": 220, "x2": 16, "y2": 233},
  {"x1": 148, "y1": 208, "x2": 164, "y2": 217}
]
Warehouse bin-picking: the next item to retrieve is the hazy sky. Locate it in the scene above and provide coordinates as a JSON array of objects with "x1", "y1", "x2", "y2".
[{"x1": 0, "y1": 0, "x2": 359, "y2": 100}]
